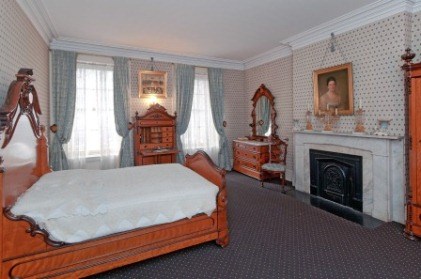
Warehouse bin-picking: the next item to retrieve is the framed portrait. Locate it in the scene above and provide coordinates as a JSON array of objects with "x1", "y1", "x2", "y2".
[
  {"x1": 138, "y1": 70, "x2": 167, "y2": 98},
  {"x1": 313, "y1": 63, "x2": 354, "y2": 116}
]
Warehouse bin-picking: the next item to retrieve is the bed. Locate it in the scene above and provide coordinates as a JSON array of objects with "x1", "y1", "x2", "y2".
[{"x1": 0, "y1": 69, "x2": 229, "y2": 278}]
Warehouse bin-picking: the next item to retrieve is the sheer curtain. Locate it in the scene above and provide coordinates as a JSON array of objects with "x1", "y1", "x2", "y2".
[
  {"x1": 65, "y1": 60, "x2": 122, "y2": 169},
  {"x1": 181, "y1": 68, "x2": 219, "y2": 163}
]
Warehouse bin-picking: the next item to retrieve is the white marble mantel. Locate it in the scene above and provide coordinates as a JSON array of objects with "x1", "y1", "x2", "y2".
[{"x1": 293, "y1": 131, "x2": 405, "y2": 223}]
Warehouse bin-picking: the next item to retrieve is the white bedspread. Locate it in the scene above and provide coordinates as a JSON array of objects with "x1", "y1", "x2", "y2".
[{"x1": 11, "y1": 164, "x2": 219, "y2": 243}]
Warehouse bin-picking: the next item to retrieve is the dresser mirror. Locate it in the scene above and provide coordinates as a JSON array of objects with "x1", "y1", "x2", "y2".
[{"x1": 250, "y1": 84, "x2": 278, "y2": 140}]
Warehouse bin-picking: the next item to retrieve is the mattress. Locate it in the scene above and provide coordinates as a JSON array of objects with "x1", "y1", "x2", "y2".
[{"x1": 11, "y1": 163, "x2": 219, "y2": 243}]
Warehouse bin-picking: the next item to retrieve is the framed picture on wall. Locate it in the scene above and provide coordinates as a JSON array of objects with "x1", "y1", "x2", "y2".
[
  {"x1": 138, "y1": 70, "x2": 167, "y2": 98},
  {"x1": 313, "y1": 63, "x2": 354, "y2": 116}
]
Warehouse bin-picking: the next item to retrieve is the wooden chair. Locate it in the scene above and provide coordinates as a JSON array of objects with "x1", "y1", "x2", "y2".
[{"x1": 260, "y1": 138, "x2": 288, "y2": 193}]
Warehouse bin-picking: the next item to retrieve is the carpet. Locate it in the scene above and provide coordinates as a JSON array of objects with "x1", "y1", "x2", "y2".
[{"x1": 90, "y1": 171, "x2": 421, "y2": 279}]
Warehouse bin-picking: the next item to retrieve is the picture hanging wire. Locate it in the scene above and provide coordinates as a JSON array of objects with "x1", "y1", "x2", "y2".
[
  {"x1": 149, "y1": 57, "x2": 158, "y2": 71},
  {"x1": 320, "y1": 32, "x2": 347, "y2": 67}
]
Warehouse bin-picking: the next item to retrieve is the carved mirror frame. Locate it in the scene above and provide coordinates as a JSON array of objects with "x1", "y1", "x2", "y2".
[{"x1": 250, "y1": 84, "x2": 278, "y2": 140}]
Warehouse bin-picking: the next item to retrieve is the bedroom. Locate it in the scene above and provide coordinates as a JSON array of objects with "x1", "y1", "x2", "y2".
[{"x1": 0, "y1": 0, "x2": 421, "y2": 278}]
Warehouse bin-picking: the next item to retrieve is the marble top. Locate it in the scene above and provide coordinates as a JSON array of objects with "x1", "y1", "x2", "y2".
[
  {"x1": 294, "y1": 130, "x2": 403, "y2": 140},
  {"x1": 233, "y1": 139, "x2": 269, "y2": 146}
]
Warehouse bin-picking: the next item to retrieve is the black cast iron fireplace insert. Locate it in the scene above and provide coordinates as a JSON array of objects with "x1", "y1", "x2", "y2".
[{"x1": 309, "y1": 149, "x2": 363, "y2": 212}]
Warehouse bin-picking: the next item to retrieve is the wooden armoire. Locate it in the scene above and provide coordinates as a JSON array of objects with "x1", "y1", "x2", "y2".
[{"x1": 402, "y1": 49, "x2": 421, "y2": 239}]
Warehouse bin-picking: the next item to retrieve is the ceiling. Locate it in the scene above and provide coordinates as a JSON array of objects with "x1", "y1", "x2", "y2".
[{"x1": 40, "y1": 0, "x2": 378, "y2": 61}]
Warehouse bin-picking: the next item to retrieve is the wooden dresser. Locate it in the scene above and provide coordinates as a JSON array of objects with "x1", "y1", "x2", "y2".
[
  {"x1": 133, "y1": 104, "x2": 178, "y2": 166},
  {"x1": 402, "y1": 50, "x2": 421, "y2": 239},
  {"x1": 233, "y1": 139, "x2": 278, "y2": 180}
]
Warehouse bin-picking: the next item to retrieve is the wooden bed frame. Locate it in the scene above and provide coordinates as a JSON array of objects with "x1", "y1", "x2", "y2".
[{"x1": 0, "y1": 69, "x2": 229, "y2": 279}]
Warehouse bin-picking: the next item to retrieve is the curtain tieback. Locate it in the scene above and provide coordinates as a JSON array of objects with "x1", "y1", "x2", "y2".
[
  {"x1": 222, "y1": 121, "x2": 227, "y2": 127},
  {"x1": 50, "y1": 124, "x2": 58, "y2": 133}
]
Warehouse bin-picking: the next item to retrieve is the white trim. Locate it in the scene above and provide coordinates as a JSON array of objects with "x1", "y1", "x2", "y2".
[
  {"x1": 16, "y1": 0, "x2": 57, "y2": 44},
  {"x1": 19, "y1": 0, "x2": 421, "y2": 69},
  {"x1": 50, "y1": 38, "x2": 245, "y2": 70},
  {"x1": 414, "y1": 0, "x2": 421, "y2": 12},
  {"x1": 243, "y1": 45, "x2": 292, "y2": 70},
  {"x1": 282, "y1": 0, "x2": 416, "y2": 50}
]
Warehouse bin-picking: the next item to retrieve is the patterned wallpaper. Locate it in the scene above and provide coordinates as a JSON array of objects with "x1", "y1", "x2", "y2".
[
  {"x1": 0, "y1": 0, "x2": 49, "y2": 126},
  {"x1": 411, "y1": 11, "x2": 421, "y2": 63},
  {"x1": 223, "y1": 69, "x2": 247, "y2": 159},
  {"x1": 293, "y1": 12, "x2": 411, "y2": 137},
  {"x1": 129, "y1": 59, "x2": 175, "y2": 117},
  {"x1": 245, "y1": 57, "x2": 294, "y2": 177}
]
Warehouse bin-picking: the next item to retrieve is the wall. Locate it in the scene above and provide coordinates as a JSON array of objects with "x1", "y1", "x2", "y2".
[
  {"x1": 0, "y1": 0, "x2": 49, "y2": 125},
  {"x1": 411, "y1": 11, "x2": 421, "y2": 63},
  {"x1": 293, "y1": 12, "x2": 411, "y2": 136},
  {"x1": 223, "y1": 69, "x2": 247, "y2": 158},
  {"x1": 245, "y1": 56, "x2": 294, "y2": 178}
]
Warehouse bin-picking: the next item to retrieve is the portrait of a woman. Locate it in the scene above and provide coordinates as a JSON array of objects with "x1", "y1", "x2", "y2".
[
  {"x1": 319, "y1": 76, "x2": 341, "y2": 110},
  {"x1": 313, "y1": 63, "x2": 354, "y2": 115}
]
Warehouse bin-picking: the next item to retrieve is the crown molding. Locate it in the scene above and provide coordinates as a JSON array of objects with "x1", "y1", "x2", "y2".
[
  {"x1": 414, "y1": 0, "x2": 421, "y2": 12},
  {"x1": 50, "y1": 38, "x2": 245, "y2": 70},
  {"x1": 282, "y1": 0, "x2": 416, "y2": 50},
  {"x1": 16, "y1": 0, "x2": 57, "y2": 44},
  {"x1": 18, "y1": 0, "x2": 421, "y2": 70},
  {"x1": 243, "y1": 45, "x2": 292, "y2": 70}
]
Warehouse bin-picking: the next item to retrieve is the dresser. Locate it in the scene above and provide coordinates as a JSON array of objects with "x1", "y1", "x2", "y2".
[
  {"x1": 402, "y1": 50, "x2": 421, "y2": 239},
  {"x1": 133, "y1": 104, "x2": 178, "y2": 166},
  {"x1": 233, "y1": 139, "x2": 278, "y2": 180}
]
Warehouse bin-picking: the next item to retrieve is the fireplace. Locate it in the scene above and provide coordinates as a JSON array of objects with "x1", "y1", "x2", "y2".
[{"x1": 309, "y1": 149, "x2": 362, "y2": 211}]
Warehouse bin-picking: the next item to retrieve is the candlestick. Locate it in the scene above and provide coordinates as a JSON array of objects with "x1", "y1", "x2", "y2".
[{"x1": 335, "y1": 108, "x2": 338, "y2": 115}]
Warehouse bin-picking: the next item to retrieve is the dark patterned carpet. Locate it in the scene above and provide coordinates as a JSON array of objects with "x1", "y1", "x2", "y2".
[{"x1": 90, "y1": 171, "x2": 421, "y2": 279}]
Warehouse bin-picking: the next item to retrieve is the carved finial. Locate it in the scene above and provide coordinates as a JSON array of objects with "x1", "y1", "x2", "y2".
[{"x1": 402, "y1": 48, "x2": 416, "y2": 65}]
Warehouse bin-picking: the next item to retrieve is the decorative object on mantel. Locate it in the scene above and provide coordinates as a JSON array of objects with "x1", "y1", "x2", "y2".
[
  {"x1": 293, "y1": 119, "x2": 302, "y2": 131},
  {"x1": 139, "y1": 57, "x2": 167, "y2": 99},
  {"x1": 373, "y1": 118, "x2": 392, "y2": 136},
  {"x1": 305, "y1": 110, "x2": 313, "y2": 130},
  {"x1": 353, "y1": 108, "x2": 366, "y2": 134},
  {"x1": 316, "y1": 107, "x2": 340, "y2": 132}
]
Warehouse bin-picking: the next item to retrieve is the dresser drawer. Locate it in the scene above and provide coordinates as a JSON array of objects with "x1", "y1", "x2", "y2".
[
  {"x1": 234, "y1": 149, "x2": 268, "y2": 163},
  {"x1": 234, "y1": 142, "x2": 268, "y2": 153},
  {"x1": 234, "y1": 157, "x2": 260, "y2": 171}
]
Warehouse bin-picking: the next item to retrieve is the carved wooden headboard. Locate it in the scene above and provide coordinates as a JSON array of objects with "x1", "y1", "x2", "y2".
[{"x1": 0, "y1": 69, "x2": 51, "y2": 208}]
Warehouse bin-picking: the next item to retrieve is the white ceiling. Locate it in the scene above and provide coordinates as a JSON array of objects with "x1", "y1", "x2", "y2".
[{"x1": 40, "y1": 0, "x2": 378, "y2": 61}]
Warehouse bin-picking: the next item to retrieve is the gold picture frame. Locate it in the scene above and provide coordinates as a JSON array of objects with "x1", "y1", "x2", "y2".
[
  {"x1": 313, "y1": 63, "x2": 354, "y2": 116},
  {"x1": 138, "y1": 70, "x2": 167, "y2": 98}
]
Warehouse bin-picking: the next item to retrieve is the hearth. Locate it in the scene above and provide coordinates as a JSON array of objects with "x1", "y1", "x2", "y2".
[{"x1": 309, "y1": 149, "x2": 362, "y2": 211}]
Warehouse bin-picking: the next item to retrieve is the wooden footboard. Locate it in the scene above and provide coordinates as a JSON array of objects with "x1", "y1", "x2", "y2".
[{"x1": 0, "y1": 69, "x2": 228, "y2": 278}]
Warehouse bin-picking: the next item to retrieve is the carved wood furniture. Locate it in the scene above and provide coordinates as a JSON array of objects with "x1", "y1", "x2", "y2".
[
  {"x1": 133, "y1": 104, "x2": 178, "y2": 165},
  {"x1": 402, "y1": 49, "x2": 421, "y2": 239},
  {"x1": 0, "y1": 69, "x2": 229, "y2": 278},
  {"x1": 249, "y1": 84, "x2": 278, "y2": 140},
  {"x1": 233, "y1": 84, "x2": 280, "y2": 180},
  {"x1": 233, "y1": 140, "x2": 280, "y2": 181},
  {"x1": 260, "y1": 138, "x2": 288, "y2": 192}
]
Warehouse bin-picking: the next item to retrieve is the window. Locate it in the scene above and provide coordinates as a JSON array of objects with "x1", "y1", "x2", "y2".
[
  {"x1": 66, "y1": 58, "x2": 121, "y2": 169},
  {"x1": 181, "y1": 68, "x2": 219, "y2": 163}
]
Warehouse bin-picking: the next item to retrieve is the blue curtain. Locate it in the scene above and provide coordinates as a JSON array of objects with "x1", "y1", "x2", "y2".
[
  {"x1": 208, "y1": 68, "x2": 232, "y2": 170},
  {"x1": 50, "y1": 50, "x2": 77, "y2": 171},
  {"x1": 113, "y1": 57, "x2": 134, "y2": 168},
  {"x1": 175, "y1": 64, "x2": 195, "y2": 163}
]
